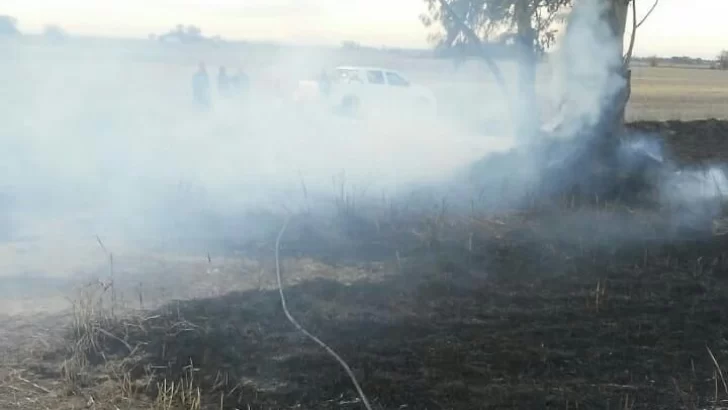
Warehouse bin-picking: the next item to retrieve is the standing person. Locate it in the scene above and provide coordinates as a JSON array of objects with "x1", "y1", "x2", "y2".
[
  {"x1": 192, "y1": 62, "x2": 211, "y2": 109},
  {"x1": 228, "y1": 67, "x2": 248, "y2": 98},
  {"x1": 217, "y1": 66, "x2": 230, "y2": 98},
  {"x1": 318, "y1": 69, "x2": 331, "y2": 96}
]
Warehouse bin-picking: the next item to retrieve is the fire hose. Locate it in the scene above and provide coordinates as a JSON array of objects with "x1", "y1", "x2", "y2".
[{"x1": 274, "y1": 215, "x2": 374, "y2": 410}]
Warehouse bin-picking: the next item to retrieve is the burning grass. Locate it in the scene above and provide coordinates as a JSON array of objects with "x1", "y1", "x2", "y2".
[{"x1": 3, "y1": 120, "x2": 728, "y2": 409}]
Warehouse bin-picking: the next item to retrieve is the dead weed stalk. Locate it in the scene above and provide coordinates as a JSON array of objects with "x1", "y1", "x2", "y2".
[{"x1": 153, "y1": 360, "x2": 201, "y2": 410}]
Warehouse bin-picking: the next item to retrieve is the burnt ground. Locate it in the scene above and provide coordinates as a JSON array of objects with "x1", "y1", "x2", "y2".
[
  {"x1": 629, "y1": 119, "x2": 728, "y2": 166},
  {"x1": 3, "y1": 119, "x2": 728, "y2": 410}
]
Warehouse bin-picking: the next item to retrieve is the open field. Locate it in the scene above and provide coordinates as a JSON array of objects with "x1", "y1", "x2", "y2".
[
  {"x1": 628, "y1": 66, "x2": 728, "y2": 121},
  {"x1": 4, "y1": 40, "x2": 728, "y2": 125},
  {"x1": 3, "y1": 40, "x2": 728, "y2": 409}
]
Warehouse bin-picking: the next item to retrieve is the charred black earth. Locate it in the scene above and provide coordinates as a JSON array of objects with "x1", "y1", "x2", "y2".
[{"x1": 4, "y1": 120, "x2": 728, "y2": 410}]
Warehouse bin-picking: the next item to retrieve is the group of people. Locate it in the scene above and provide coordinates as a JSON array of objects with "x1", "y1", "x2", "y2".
[{"x1": 191, "y1": 62, "x2": 249, "y2": 108}]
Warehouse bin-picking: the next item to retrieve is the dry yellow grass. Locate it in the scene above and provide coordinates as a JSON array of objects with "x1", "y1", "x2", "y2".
[{"x1": 628, "y1": 66, "x2": 728, "y2": 121}]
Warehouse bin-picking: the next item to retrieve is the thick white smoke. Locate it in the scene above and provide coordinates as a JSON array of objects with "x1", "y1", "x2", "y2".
[
  {"x1": 2, "y1": 0, "x2": 725, "y2": 282},
  {"x1": 544, "y1": 0, "x2": 626, "y2": 139},
  {"x1": 1, "y1": 38, "x2": 517, "y2": 264},
  {"x1": 464, "y1": 0, "x2": 728, "y2": 225}
]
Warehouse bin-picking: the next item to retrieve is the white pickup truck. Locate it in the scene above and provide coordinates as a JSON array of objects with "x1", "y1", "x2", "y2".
[{"x1": 294, "y1": 66, "x2": 438, "y2": 116}]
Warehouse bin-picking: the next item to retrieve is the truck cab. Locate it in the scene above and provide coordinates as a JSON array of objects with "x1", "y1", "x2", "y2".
[
  {"x1": 295, "y1": 66, "x2": 437, "y2": 117},
  {"x1": 331, "y1": 66, "x2": 437, "y2": 115}
]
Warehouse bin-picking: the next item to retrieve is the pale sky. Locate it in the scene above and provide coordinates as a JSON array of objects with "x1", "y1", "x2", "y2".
[{"x1": 4, "y1": 0, "x2": 727, "y2": 59}]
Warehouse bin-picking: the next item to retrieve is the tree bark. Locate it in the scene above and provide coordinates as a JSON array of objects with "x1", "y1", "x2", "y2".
[
  {"x1": 514, "y1": 0, "x2": 539, "y2": 141},
  {"x1": 607, "y1": 0, "x2": 630, "y2": 56},
  {"x1": 607, "y1": 0, "x2": 631, "y2": 130}
]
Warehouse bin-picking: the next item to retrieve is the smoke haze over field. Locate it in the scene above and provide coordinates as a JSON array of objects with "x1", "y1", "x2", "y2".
[
  {"x1": 0, "y1": 39, "x2": 519, "y2": 265},
  {"x1": 2, "y1": 0, "x2": 727, "y2": 282}
]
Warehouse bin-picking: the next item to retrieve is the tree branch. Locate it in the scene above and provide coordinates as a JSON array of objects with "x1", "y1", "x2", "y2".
[
  {"x1": 623, "y1": 0, "x2": 638, "y2": 68},
  {"x1": 435, "y1": 0, "x2": 510, "y2": 95},
  {"x1": 636, "y1": 0, "x2": 659, "y2": 29},
  {"x1": 623, "y1": 0, "x2": 659, "y2": 68}
]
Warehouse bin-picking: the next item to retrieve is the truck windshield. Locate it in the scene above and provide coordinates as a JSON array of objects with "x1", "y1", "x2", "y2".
[
  {"x1": 367, "y1": 70, "x2": 386, "y2": 85},
  {"x1": 385, "y1": 72, "x2": 410, "y2": 87}
]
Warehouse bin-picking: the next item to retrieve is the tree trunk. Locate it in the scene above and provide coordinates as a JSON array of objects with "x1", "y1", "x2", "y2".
[
  {"x1": 606, "y1": 0, "x2": 631, "y2": 130},
  {"x1": 514, "y1": 0, "x2": 539, "y2": 141}
]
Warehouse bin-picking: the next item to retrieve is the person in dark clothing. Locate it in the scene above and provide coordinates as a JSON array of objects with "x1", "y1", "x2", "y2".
[
  {"x1": 229, "y1": 68, "x2": 249, "y2": 97},
  {"x1": 218, "y1": 66, "x2": 230, "y2": 98},
  {"x1": 318, "y1": 69, "x2": 331, "y2": 96},
  {"x1": 192, "y1": 62, "x2": 211, "y2": 108}
]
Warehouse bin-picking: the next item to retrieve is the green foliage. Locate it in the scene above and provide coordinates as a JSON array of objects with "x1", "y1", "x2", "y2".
[
  {"x1": 718, "y1": 50, "x2": 728, "y2": 70},
  {"x1": 43, "y1": 25, "x2": 68, "y2": 43},
  {"x1": 0, "y1": 15, "x2": 20, "y2": 36},
  {"x1": 420, "y1": 0, "x2": 572, "y2": 55},
  {"x1": 158, "y1": 24, "x2": 209, "y2": 44}
]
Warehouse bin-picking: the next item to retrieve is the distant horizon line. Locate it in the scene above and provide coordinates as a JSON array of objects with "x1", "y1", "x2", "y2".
[
  {"x1": 13, "y1": 31, "x2": 431, "y2": 51},
  {"x1": 8, "y1": 31, "x2": 717, "y2": 62}
]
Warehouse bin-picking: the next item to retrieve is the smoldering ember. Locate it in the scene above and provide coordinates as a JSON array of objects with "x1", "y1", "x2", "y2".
[{"x1": 2, "y1": 0, "x2": 728, "y2": 409}]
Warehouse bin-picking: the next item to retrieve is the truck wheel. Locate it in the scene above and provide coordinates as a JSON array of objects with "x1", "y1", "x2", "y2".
[{"x1": 416, "y1": 97, "x2": 436, "y2": 117}]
